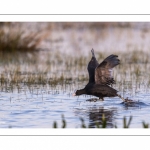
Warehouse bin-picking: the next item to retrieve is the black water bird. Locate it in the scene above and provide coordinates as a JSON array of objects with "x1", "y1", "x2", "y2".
[{"x1": 73, "y1": 49, "x2": 125, "y2": 101}]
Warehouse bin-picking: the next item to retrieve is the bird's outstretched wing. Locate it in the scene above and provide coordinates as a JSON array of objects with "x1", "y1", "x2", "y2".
[
  {"x1": 95, "y1": 54, "x2": 120, "y2": 85},
  {"x1": 87, "y1": 49, "x2": 99, "y2": 83}
]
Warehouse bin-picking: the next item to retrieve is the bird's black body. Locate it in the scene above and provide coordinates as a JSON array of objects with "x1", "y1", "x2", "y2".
[
  {"x1": 85, "y1": 83, "x2": 118, "y2": 98},
  {"x1": 75, "y1": 49, "x2": 120, "y2": 101},
  {"x1": 76, "y1": 83, "x2": 118, "y2": 101}
]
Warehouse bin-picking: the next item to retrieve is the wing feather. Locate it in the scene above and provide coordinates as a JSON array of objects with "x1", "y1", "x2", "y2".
[{"x1": 95, "y1": 54, "x2": 120, "y2": 85}]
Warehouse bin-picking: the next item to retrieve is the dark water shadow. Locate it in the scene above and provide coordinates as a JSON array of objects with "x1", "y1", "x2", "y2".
[
  {"x1": 120, "y1": 101, "x2": 149, "y2": 108},
  {"x1": 87, "y1": 107, "x2": 117, "y2": 128},
  {"x1": 74, "y1": 98, "x2": 150, "y2": 128},
  {"x1": 73, "y1": 105, "x2": 117, "y2": 128}
]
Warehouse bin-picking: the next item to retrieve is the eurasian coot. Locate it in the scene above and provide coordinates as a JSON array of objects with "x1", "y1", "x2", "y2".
[{"x1": 73, "y1": 49, "x2": 125, "y2": 101}]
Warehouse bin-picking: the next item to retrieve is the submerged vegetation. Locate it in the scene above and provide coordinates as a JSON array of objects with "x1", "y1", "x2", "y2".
[
  {"x1": 0, "y1": 50, "x2": 150, "y2": 93},
  {"x1": 53, "y1": 115, "x2": 149, "y2": 128},
  {"x1": 0, "y1": 22, "x2": 150, "y2": 128}
]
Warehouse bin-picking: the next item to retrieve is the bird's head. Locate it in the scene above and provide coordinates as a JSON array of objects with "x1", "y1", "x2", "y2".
[
  {"x1": 73, "y1": 89, "x2": 86, "y2": 96},
  {"x1": 73, "y1": 90, "x2": 80, "y2": 96}
]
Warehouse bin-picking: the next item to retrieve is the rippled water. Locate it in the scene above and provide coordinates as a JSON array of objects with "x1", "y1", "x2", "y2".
[
  {"x1": 0, "y1": 83, "x2": 150, "y2": 128},
  {"x1": 1, "y1": 22, "x2": 150, "y2": 128}
]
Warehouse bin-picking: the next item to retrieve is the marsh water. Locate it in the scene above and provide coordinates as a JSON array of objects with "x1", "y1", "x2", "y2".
[
  {"x1": 0, "y1": 80, "x2": 150, "y2": 128},
  {"x1": 1, "y1": 22, "x2": 150, "y2": 128}
]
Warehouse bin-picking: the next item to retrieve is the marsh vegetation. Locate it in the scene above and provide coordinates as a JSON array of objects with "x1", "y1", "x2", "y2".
[{"x1": 0, "y1": 22, "x2": 150, "y2": 128}]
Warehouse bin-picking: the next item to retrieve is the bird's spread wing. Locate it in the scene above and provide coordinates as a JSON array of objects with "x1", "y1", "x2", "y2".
[
  {"x1": 87, "y1": 49, "x2": 99, "y2": 83},
  {"x1": 95, "y1": 54, "x2": 120, "y2": 85}
]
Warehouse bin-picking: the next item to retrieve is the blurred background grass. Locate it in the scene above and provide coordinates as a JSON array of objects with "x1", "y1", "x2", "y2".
[
  {"x1": 1, "y1": 22, "x2": 150, "y2": 128},
  {"x1": 0, "y1": 22, "x2": 150, "y2": 89}
]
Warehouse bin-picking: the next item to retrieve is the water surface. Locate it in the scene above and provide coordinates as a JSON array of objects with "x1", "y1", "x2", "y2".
[{"x1": 0, "y1": 83, "x2": 149, "y2": 128}]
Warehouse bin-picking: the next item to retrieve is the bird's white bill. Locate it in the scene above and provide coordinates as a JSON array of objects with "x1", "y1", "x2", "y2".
[{"x1": 72, "y1": 93, "x2": 76, "y2": 96}]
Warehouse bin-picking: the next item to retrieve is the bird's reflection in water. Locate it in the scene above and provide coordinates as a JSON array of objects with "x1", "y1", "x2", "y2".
[{"x1": 88, "y1": 107, "x2": 117, "y2": 128}]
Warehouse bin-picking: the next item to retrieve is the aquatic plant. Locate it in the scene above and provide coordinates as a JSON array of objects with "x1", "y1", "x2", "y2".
[
  {"x1": 1, "y1": 22, "x2": 150, "y2": 128},
  {"x1": 52, "y1": 115, "x2": 148, "y2": 128},
  {"x1": 0, "y1": 49, "x2": 150, "y2": 95}
]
